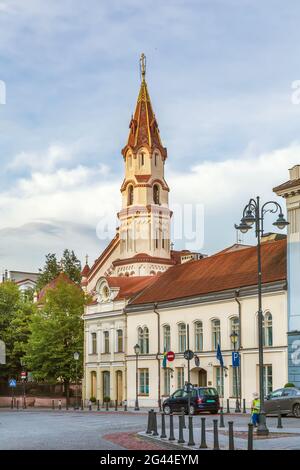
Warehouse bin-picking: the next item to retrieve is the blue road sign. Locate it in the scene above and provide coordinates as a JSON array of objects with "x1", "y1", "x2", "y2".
[
  {"x1": 232, "y1": 351, "x2": 240, "y2": 367},
  {"x1": 9, "y1": 379, "x2": 17, "y2": 388}
]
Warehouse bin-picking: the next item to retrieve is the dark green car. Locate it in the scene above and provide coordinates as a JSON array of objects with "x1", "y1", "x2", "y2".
[{"x1": 264, "y1": 388, "x2": 300, "y2": 417}]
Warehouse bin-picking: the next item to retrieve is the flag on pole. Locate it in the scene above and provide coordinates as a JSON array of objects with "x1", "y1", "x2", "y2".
[
  {"x1": 216, "y1": 343, "x2": 224, "y2": 367},
  {"x1": 162, "y1": 348, "x2": 167, "y2": 368}
]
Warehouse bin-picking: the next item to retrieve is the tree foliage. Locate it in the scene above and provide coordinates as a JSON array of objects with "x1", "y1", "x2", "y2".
[
  {"x1": 25, "y1": 279, "x2": 87, "y2": 398},
  {"x1": 36, "y1": 250, "x2": 82, "y2": 291}
]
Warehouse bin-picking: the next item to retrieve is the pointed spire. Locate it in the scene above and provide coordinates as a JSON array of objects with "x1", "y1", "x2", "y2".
[{"x1": 122, "y1": 54, "x2": 167, "y2": 160}]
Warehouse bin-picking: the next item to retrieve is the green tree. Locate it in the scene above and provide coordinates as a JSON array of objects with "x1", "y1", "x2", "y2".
[
  {"x1": 36, "y1": 250, "x2": 82, "y2": 291},
  {"x1": 61, "y1": 249, "x2": 82, "y2": 285},
  {"x1": 36, "y1": 253, "x2": 61, "y2": 291},
  {"x1": 25, "y1": 279, "x2": 86, "y2": 402}
]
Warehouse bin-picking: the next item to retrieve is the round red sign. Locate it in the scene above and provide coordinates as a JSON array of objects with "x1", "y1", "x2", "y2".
[{"x1": 167, "y1": 351, "x2": 175, "y2": 362}]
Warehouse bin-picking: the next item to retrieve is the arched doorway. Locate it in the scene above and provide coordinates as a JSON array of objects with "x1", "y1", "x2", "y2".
[
  {"x1": 198, "y1": 368, "x2": 207, "y2": 386},
  {"x1": 116, "y1": 371, "x2": 123, "y2": 405},
  {"x1": 90, "y1": 371, "x2": 97, "y2": 398}
]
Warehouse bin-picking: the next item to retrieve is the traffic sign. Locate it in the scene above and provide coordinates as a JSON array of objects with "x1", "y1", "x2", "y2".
[
  {"x1": 194, "y1": 355, "x2": 200, "y2": 367},
  {"x1": 184, "y1": 349, "x2": 194, "y2": 361},
  {"x1": 9, "y1": 379, "x2": 16, "y2": 388},
  {"x1": 232, "y1": 351, "x2": 240, "y2": 367},
  {"x1": 21, "y1": 371, "x2": 27, "y2": 380},
  {"x1": 167, "y1": 351, "x2": 175, "y2": 362}
]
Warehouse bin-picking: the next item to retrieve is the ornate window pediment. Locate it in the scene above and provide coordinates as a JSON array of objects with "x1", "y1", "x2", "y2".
[{"x1": 96, "y1": 278, "x2": 119, "y2": 303}]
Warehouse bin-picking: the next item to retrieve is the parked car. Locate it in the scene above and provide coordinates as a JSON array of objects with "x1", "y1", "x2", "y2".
[
  {"x1": 264, "y1": 387, "x2": 300, "y2": 417},
  {"x1": 163, "y1": 386, "x2": 220, "y2": 415}
]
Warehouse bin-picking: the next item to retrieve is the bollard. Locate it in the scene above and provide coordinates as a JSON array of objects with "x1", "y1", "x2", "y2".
[
  {"x1": 16, "y1": 400, "x2": 19, "y2": 410},
  {"x1": 160, "y1": 412, "x2": 167, "y2": 439},
  {"x1": 146, "y1": 410, "x2": 154, "y2": 434},
  {"x1": 226, "y1": 399, "x2": 230, "y2": 414},
  {"x1": 58, "y1": 399, "x2": 62, "y2": 410},
  {"x1": 106, "y1": 401, "x2": 109, "y2": 411},
  {"x1": 52, "y1": 399, "x2": 54, "y2": 410},
  {"x1": 213, "y1": 419, "x2": 220, "y2": 450},
  {"x1": 243, "y1": 398, "x2": 246, "y2": 414},
  {"x1": 11, "y1": 399, "x2": 13, "y2": 409},
  {"x1": 199, "y1": 417, "x2": 208, "y2": 449},
  {"x1": 66, "y1": 401, "x2": 69, "y2": 411},
  {"x1": 277, "y1": 407, "x2": 283, "y2": 429},
  {"x1": 247, "y1": 423, "x2": 253, "y2": 450},
  {"x1": 152, "y1": 411, "x2": 159, "y2": 436},
  {"x1": 81, "y1": 400, "x2": 84, "y2": 410},
  {"x1": 89, "y1": 402, "x2": 92, "y2": 411},
  {"x1": 228, "y1": 421, "x2": 234, "y2": 450},
  {"x1": 169, "y1": 414, "x2": 175, "y2": 441},
  {"x1": 124, "y1": 402, "x2": 128, "y2": 412},
  {"x1": 188, "y1": 415, "x2": 195, "y2": 446},
  {"x1": 219, "y1": 407, "x2": 225, "y2": 428},
  {"x1": 115, "y1": 400, "x2": 118, "y2": 412},
  {"x1": 97, "y1": 400, "x2": 100, "y2": 411},
  {"x1": 181, "y1": 407, "x2": 186, "y2": 429},
  {"x1": 177, "y1": 414, "x2": 185, "y2": 444}
]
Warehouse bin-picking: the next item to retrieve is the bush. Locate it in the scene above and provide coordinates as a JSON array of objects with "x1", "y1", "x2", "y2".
[
  {"x1": 90, "y1": 396, "x2": 96, "y2": 403},
  {"x1": 103, "y1": 396, "x2": 110, "y2": 403},
  {"x1": 284, "y1": 383, "x2": 295, "y2": 388}
]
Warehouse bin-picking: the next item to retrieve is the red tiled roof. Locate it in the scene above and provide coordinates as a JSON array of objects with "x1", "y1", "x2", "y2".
[
  {"x1": 38, "y1": 272, "x2": 78, "y2": 301},
  {"x1": 130, "y1": 239, "x2": 287, "y2": 305},
  {"x1": 81, "y1": 264, "x2": 90, "y2": 277},
  {"x1": 106, "y1": 276, "x2": 157, "y2": 300}
]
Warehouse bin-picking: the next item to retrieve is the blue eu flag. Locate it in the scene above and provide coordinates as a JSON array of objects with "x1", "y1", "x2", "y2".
[{"x1": 216, "y1": 344, "x2": 224, "y2": 367}]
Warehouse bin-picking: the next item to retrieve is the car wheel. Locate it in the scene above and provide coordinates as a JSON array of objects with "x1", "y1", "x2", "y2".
[
  {"x1": 164, "y1": 405, "x2": 171, "y2": 415},
  {"x1": 189, "y1": 405, "x2": 196, "y2": 415},
  {"x1": 293, "y1": 403, "x2": 300, "y2": 418}
]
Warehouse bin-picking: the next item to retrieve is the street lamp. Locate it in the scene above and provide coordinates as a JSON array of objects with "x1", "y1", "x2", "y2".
[
  {"x1": 235, "y1": 197, "x2": 288, "y2": 435},
  {"x1": 230, "y1": 332, "x2": 240, "y2": 413},
  {"x1": 134, "y1": 344, "x2": 140, "y2": 411},
  {"x1": 73, "y1": 352, "x2": 80, "y2": 410}
]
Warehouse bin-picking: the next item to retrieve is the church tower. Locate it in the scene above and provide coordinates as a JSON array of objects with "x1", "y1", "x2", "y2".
[{"x1": 114, "y1": 54, "x2": 174, "y2": 277}]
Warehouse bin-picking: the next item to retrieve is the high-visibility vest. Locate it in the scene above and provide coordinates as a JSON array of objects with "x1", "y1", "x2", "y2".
[{"x1": 252, "y1": 398, "x2": 260, "y2": 413}]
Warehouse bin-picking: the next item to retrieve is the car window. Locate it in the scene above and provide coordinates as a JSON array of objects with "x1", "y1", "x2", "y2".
[
  {"x1": 282, "y1": 388, "x2": 297, "y2": 397},
  {"x1": 173, "y1": 389, "x2": 183, "y2": 398},
  {"x1": 198, "y1": 388, "x2": 218, "y2": 396},
  {"x1": 270, "y1": 389, "x2": 283, "y2": 398}
]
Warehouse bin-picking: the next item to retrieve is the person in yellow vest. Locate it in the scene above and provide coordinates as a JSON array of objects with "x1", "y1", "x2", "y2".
[{"x1": 251, "y1": 392, "x2": 260, "y2": 427}]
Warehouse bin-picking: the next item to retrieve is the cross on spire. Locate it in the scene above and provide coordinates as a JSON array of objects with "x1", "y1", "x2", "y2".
[{"x1": 140, "y1": 53, "x2": 146, "y2": 82}]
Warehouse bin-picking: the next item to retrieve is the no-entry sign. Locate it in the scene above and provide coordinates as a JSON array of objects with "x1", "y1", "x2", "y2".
[{"x1": 167, "y1": 351, "x2": 175, "y2": 362}]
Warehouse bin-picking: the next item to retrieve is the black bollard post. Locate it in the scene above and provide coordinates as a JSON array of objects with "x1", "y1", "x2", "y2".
[
  {"x1": 277, "y1": 407, "x2": 283, "y2": 429},
  {"x1": 177, "y1": 414, "x2": 185, "y2": 444},
  {"x1": 81, "y1": 399, "x2": 84, "y2": 410},
  {"x1": 243, "y1": 398, "x2": 246, "y2": 414},
  {"x1": 97, "y1": 400, "x2": 100, "y2": 411},
  {"x1": 115, "y1": 400, "x2": 118, "y2": 412},
  {"x1": 16, "y1": 400, "x2": 19, "y2": 410},
  {"x1": 169, "y1": 414, "x2": 175, "y2": 441},
  {"x1": 181, "y1": 407, "x2": 186, "y2": 429},
  {"x1": 219, "y1": 407, "x2": 225, "y2": 428},
  {"x1": 106, "y1": 401, "x2": 109, "y2": 411},
  {"x1": 11, "y1": 399, "x2": 13, "y2": 409},
  {"x1": 213, "y1": 419, "x2": 220, "y2": 450},
  {"x1": 160, "y1": 412, "x2": 167, "y2": 439},
  {"x1": 124, "y1": 402, "x2": 128, "y2": 412},
  {"x1": 146, "y1": 410, "x2": 154, "y2": 434},
  {"x1": 88, "y1": 402, "x2": 92, "y2": 411},
  {"x1": 199, "y1": 417, "x2": 208, "y2": 449},
  {"x1": 66, "y1": 400, "x2": 69, "y2": 411},
  {"x1": 228, "y1": 421, "x2": 234, "y2": 450},
  {"x1": 247, "y1": 423, "x2": 253, "y2": 450},
  {"x1": 52, "y1": 400, "x2": 54, "y2": 410},
  {"x1": 58, "y1": 400, "x2": 62, "y2": 411},
  {"x1": 188, "y1": 415, "x2": 195, "y2": 446},
  {"x1": 226, "y1": 399, "x2": 230, "y2": 414},
  {"x1": 152, "y1": 412, "x2": 159, "y2": 436}
]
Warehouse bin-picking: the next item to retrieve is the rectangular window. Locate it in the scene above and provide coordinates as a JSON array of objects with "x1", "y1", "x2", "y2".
[
  {"x1": 91, "y1": 332, "x2": 97, "y2": 354},
  {"x1": 104, "y1": 331, "x2": 110, "y2": 354},
  {"x1": 117, "y1": 330, "x2": 123, "y2": 353},
  {"x1": 263, "y1": 365, "x2": 273, "y2": 396},
  {"x1": 215, "y1": 366, "x2": 224, "y2": 397},
  {"x1": 231, "y1": 366, "x2": 241, "y2": 398},
  {"x1": 177, "y1": 367, "x2": 184, "y2": 389},
  {"x1": 139, "y1": 369, "x2": 149, "y2": 395},
  {"x1": 163, "y1": 369, "x2": 171, "y2": 396}
]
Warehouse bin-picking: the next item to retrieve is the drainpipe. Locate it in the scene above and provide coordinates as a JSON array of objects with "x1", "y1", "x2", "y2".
[
  {"x1": 234, "y1": 290, "x2": 242, "y2": 409},
  {"x1": 124, "y1": 308, "x2": 128, "y2": 408},
  {"x1": 154, "y1": 303, "x2": 161, "y2": 411}
]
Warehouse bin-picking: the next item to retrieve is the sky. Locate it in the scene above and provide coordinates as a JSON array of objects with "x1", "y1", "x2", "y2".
[{"x1": 1, "y1": 0, "x2": 300, "y2": 272}]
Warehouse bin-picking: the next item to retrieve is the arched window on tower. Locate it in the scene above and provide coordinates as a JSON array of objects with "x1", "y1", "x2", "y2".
[
  {"x1": 153, "y1": 184, "x2": 160, "y2": 205},
  {"x1": 127, "y1": 185, "x2": 134, "y2": 206}
]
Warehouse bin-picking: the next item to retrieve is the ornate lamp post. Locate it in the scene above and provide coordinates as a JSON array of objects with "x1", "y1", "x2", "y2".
[
  {"x1": 235, "y1": 196, "x2": 289, "y2": 435},
  {"x1": 73, "y1": 352, "x2": 80, "y2": 410},
  {"x1": 134, "y1": 343, "x2": 140, "y2": 411},
  {"x1": 230, "y1": 332, "x2": 240, "y2": 413}
]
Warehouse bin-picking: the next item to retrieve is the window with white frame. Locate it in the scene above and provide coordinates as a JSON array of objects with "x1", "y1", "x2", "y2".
[
  {"x1": 215, "y1": 366, "x2": 224, "y2": 397},
  {"x1": 177, "y1": 367, "x2": 184, "y2": 388},
  {"x1": 231, "y1": 366, "x2": 241, "y2": 398},
  {"x1": 263, "y1": 365, "x2": 273, "y2": 396},
  {"x1": 116, "y1": 329, "x2": 123, "y2": 353},
  {"x1": 91, "y1": 332, "x2": 97, "y2": 354},
  {"x1": 263, "y1": 312, "x2": 273, "y2": 347},
  {"x1": 212, "y1": 319, "x2": 221, "y2": 350},
  {"x1": 163, "y1": 369, "x2": 171, "y2": 396},
  {"x1": 103, "y1": 331, "x2": 109, "y2": 353},
  {"x1": 138, "y1": 327, "x2": 149, "y2": 354},
  {"x1": 178, "y1": 323, "x2": 186, "y2": 353},
  {"x1": 139, "y1": 369, "x2": 149, "y2": 395},
  {"x1": 163, "y1": 325, "x2": 171, "y2": 352},
  {"x1": 195, "y1": 321, "x2": 203, "y2": 351},
  {"x1": 230, "y1": 316, "x2": 240, "y2": 349}
]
